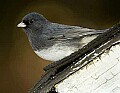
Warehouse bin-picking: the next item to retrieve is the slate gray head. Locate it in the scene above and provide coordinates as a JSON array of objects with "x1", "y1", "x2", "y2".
[{"x1": 17, "y1": 12, "x2": 49, "y2": 34}]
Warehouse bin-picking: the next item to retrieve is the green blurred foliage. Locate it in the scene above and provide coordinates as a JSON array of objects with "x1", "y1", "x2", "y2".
[{"x1": 0, "y1": 0, "x2": 120, "y2": 93}]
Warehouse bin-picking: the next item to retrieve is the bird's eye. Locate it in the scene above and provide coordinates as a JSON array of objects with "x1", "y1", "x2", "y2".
[{"x1": 29, "y1": 19, "x2": 34, "y2": 24}]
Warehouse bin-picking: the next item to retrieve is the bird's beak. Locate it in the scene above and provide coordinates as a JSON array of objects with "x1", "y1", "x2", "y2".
[{"x1": 17, "y1": 22, "x2": 26, "y2": 28}]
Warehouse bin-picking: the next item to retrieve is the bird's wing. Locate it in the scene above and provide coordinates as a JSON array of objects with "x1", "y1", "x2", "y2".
[{"x1": 45, "y1": 23, "x2": 106, "y2": 42}]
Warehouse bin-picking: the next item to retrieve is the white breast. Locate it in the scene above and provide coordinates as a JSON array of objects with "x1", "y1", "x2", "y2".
[{"x1": 34, "y1": 44, "x2": 78, "y2": 61}]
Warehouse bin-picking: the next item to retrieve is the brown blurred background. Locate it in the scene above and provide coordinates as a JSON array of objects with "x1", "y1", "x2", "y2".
[{"x1": 0, "y1": 0, "x2": 120, "y2": 93}]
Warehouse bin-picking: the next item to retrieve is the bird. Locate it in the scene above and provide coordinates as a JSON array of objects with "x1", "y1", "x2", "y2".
[{"x1": 17, "y1": 12, "x2": 106, "y2": 62}]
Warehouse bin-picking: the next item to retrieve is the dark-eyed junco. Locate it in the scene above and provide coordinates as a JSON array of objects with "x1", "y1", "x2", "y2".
[{"x1": 17, "y1": 12, "x2": 106, "y2": 61}]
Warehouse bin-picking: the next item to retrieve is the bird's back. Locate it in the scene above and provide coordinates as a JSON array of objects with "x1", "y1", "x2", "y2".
[{"x1": 42, "y1": 23, "x2": 106, "y2": 49}]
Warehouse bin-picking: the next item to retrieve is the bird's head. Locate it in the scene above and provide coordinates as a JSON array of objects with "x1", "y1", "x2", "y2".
[{"x1": 17, "y1": 12, "x2": 48, "y2": 34}]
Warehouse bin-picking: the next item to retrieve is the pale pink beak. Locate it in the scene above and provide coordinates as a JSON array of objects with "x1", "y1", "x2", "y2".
[{"x1": 17, "y1": 22, "x2": 26, "y2": 28}]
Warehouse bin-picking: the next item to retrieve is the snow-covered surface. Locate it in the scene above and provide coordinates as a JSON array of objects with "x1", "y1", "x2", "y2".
[{"x1": 56, "y1": 43, "x2": 120, "y2": 93}]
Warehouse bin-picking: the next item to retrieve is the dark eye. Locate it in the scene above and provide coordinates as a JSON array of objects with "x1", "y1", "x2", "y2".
[{"x1": 29, "y1": 19, "x2": 34, "y2": 24}]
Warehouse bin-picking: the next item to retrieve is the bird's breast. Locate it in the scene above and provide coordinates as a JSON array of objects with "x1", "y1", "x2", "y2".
[{"x1": 34, "y1": 44, "x2": 78, "y2": 61}]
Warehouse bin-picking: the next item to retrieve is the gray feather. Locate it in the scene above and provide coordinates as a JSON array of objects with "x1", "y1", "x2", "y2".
[{"x1": 18, "y1": 12, "x2": 108, "y2": 61}]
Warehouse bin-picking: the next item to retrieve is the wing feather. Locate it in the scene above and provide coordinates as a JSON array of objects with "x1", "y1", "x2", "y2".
[{"x1": 44, "y1": 23, "x2": 106, "y2": 42}]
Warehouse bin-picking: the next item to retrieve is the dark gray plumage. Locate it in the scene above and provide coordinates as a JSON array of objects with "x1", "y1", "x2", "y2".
[{"x1": 17, "y1": 12, "x2": 106, "y2": 61}]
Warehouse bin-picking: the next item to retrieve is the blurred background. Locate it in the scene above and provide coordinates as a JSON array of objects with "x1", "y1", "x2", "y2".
[{"x1": 0, "y1": 0, "x2": 120, "y2": 93}]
